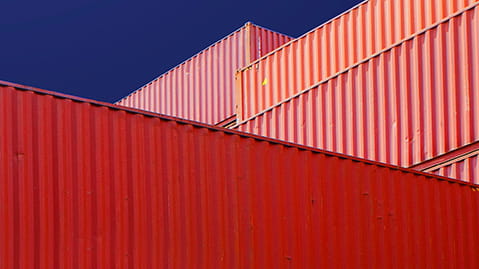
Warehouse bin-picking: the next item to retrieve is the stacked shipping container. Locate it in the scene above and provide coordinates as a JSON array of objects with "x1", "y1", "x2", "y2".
[
  {"x1": 116, "y1": 22, "x2": 292, "y2": 125},
  {"x1": 235, "y1": 0, "x2": 479, "y2": 122},
  {"x1": 236, "y1": 4, "x2": 479, "y2": 183},
  {"x1": 2, "y1": 82, "x2": 479, "y2": 268}
]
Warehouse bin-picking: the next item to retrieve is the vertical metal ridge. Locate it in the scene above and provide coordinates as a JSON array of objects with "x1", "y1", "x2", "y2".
[
  {"x1": 69, "y1": 103, "x2": 79, "y2": 269},
  {"x1": 49, "y1": 95, "x2": 64, "y2": 268},
  {"x1": 0, "y1": 88, "x2": 9, "y2": 268},
  {"x1": 88, "y1": 104, "x2": 99, "y2": 269},
  {"x1": 10, "y1": 88, "x2": 20, "y2": 269},
  {"x1": 245, "y1": 22, "x2": 252, "y2": 63},
  {"x1": 32, "y1": 94, "x2": 40, "y2": 268}
]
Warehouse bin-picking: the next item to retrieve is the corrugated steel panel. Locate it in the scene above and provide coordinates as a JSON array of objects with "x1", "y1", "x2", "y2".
[
  {"x1": 412, "y1": 141, "x2": 479, "y2": 183},
  {"x1": 2, "y1": 82, "x2": 479, "y2": 268},
  {"x1": 236, "y1": 0, "x2": 479, "y2": 121},
  {"x1": 116, "y1": 22, "x2": 292, "y2": 125},
  {"x1": 236, "y1": 5, "x2": 479, "y2": 175}
]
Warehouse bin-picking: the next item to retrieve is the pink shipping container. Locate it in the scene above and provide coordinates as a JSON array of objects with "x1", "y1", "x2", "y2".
[
  {"x1": 2, "y1": 81, "x2": 479, "y2": 268},
  {"x1": 412, "y1": 141, "x2": 479, "y2": 184},
  {"x1": 235, "y1": 0, "x2": 479, "y2": 122},
  {"x1": 236, "y1": 5, "x2": 479, "y2": 181},
  {"x1": 116, "y1": 22, "x2": 292, "y2": 126}
]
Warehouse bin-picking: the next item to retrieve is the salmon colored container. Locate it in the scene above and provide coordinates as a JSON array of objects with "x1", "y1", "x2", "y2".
[
  {"x1": 116, "y1": 22, "x2": 292, "y2": 126},
  {"x1": 236, "y1": 5, "x2": 479, "y2": 177},
  {"x1": 2, "y1": 81, "x2": 479, "y2": 268},
  {"x1": 235, "y1": 0, "x2": 479, "y2": 122},
  {"x1": 412, "y1": 141, "x2": 479, "y2": 184}
]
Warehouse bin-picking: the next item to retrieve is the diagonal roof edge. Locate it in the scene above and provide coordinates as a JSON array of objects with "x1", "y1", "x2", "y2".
[
  {"x1": 2, "y1": 79, "x2": 478, "y2": 188},
  {"x1": 114, "y1": 21, "x2": 292, "y2": 104}
]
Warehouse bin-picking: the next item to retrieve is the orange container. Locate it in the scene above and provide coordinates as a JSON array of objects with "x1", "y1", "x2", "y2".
[
  {"x1": 236, "y1": 0, "x2": 479, "y2": 122},
  {"x1": 236, "y1": 5, "x2": 479, "y2": 179},
  {"x1": 2, "y1": 81, "x2": 479, "y2": 268},
  {"x1": 116, "y1": 22, "x2": 292, "y2": 125}
]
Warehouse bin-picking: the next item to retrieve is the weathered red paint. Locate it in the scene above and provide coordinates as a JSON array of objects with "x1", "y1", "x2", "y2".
[
  {"x1": 1, "y1": 81, "x2": 479, "y2": 268},
  {"x1": 236, "y1": 5, "x2": 479, "y2": 180},
  {"x1": 236, "y1": 0, "x2": 479, "y2": 122},
  {"x1": 116, "y1": 22, "x2": 292, "y2": 125}
]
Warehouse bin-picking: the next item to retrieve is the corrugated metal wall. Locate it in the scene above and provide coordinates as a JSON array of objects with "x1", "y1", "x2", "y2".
[
  {"x1": 237, "y1": 6, "x2": 479, "y2": 173},
  {"x1": 2, "y1": 83, "x2": 479, "y2": 268},
  {"x1": 116, "y1": 23, "x2": 292, "y2": 125},
  {"x1": 236, "y1": 0, "x2": 479, "y2": 121}
]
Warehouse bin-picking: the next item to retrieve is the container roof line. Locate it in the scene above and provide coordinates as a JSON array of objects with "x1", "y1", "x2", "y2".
[
  {"x1": 235, "y1": 2, "x2": 479, "y2": 127},
  {"x1": 1, "y1": 79, "x2": 478, "y2": 188},
  {"x1": 249, "y1": 22, "x2": 296, "y2": 40},
  {"x1": 114, "y1": 23, "x2": 245, "y2": 104},
  {"x1": 114, "y1": 22, "x2": 292, "y2": 104}
]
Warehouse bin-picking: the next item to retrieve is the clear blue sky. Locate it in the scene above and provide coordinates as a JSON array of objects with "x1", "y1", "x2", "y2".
[{"x1": 0, "y1": 0, "x2": 363, "y2": 102}]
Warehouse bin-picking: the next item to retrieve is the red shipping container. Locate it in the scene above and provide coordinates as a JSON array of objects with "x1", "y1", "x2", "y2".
[
  {"x1": 236, "y1": 5, "x2": 479, "y2": 177},
  {"x1": 412, "y1": 141, "x2": 479, "y2": 183},
  {"x1": 116, "y1": 22, "x2": 292, "y2": 126},
  {"x1": 2, "y1": 81, "x2": 479, "y2": 268},
  {"x1": 235, "y1": 0, "x2": 479, "y2": 122}
]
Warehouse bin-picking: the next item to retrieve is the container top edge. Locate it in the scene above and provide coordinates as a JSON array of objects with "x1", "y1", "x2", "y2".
[
  {"x1": 1, "y1": 79, "x2": 478, "y2": 188},
  {"x1": 114, "y1": 22, "x2": 247, "y2": 103},
  {"x1": 115, "y1": 21, "x2": 292, "y2": 104}
]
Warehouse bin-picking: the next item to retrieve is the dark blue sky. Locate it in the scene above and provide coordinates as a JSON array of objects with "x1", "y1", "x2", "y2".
[{"x1": 0, "y1": 0, "x2": 363, "y2": 103}]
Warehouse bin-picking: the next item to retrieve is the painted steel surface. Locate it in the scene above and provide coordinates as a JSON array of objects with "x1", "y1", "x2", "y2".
[
  {"x1": 236, "y1": 0, "x2": 479, "y2": 121},
  {"x1": 117, "y1": 22, "x2": 291, "y2": 125},
  {"x1": 237, "y1": 6, "x2": 479, "y2": 175},
  {"x1": 2, "y1": 82, "x2": 479, "y2": 268},
  {"x1": 412, "y1": 141, "x2": 479, "y2": 184}
]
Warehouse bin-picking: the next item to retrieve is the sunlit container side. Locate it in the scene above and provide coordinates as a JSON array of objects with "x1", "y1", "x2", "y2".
[
  {"x1": 235, "y1": 0, "x2": 479, "y2": 121},
  {"x1": 2, "y1": 81, "x2": 479, "y2": 268},
  {"x1": 411, "y1": 141, "x2": 479, "y2": 184},
  {"x1": 116, "y1": 22, "x2": 292, "y2": 125},
  {"x1": 236, "y1": 6, "x2": 479, "y2": 175}
]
